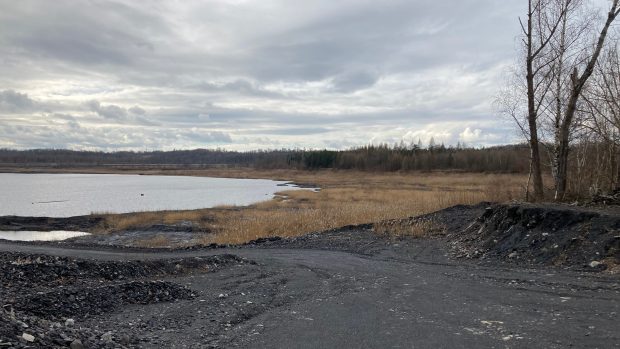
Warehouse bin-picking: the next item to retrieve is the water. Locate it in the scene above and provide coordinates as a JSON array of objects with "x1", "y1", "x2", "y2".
[
  {"x1": 0, "y1": 173, "x2": 309, "y2": 217},
  {"x1": 0, "y1": 230, "x2": 90, "y2": 241}
]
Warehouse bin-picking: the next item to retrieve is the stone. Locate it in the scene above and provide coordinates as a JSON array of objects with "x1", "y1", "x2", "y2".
[
  {"x1": 508, "y1": 251, "x2": 518, "y2": 258},
  {"x1": 589, "y1": 261, "x2": 602, "y2": 268},
  {"x1": 101, "y1": 331, "x2": 113, "y2": 342},
  {"x1": 21, "y1": 333, "x2": 35, "y2": 342},
  {"x1": 65, "y1": 318, "x2": 75, "y2": 327},
  {"x1": 70, "y1": 339, "x2": 84, "y2": 349}
]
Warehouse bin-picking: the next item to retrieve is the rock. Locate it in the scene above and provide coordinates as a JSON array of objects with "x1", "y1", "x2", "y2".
[
  {"x1": 508, "y1": 251, "x2": 518, "y2": 258},
  {"x1": 21, "y1": 332, "x2": 35, "y2": 342},
  {"x1": 119, "y1": 334, "x2": 131, "y2": 345},
  {"x1": 65, "y1": 318, "x2": 75, "y2": 326},
  {"x1": 101, "y1": 331, "x2": 113, "y2": 342},
  {"x1": 70, "y1": 339, "x2": 84, "y2": 349},
  {"x1": 589, "y1": 261, "x2": 602, "y2": 268}
]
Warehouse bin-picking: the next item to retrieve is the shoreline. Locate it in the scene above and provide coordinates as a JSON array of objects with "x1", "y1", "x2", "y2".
[{"x1": 0, "y1": 169, "x2": 530, "y2": 246}]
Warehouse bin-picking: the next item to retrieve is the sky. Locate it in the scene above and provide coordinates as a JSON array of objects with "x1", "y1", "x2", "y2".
[{"x1": 0, "y1": 0, "x2": 525, "y2": 151}]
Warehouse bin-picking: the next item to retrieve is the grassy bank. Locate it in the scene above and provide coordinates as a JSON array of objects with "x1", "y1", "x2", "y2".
[{"x1": 92, "y1": 170, "x2": 527, "y2": 245}]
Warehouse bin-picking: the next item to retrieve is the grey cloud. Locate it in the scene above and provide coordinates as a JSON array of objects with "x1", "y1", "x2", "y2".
[
  {"x1": 243, "y1": 127, "x2": 331, "y2": 136},
  {"x1": 0, "y1": 122, "x2": 233, "y2": 151},
  {"x1": 0, "y1": 90, "x2": 36, "y2": 112},
  {"x1": 330, "y1": 70, "x2": 380, "y2": 93},
  {"x1": 87, "y1": 100, "x2": 158, "y2": 126},
  {"x1": 0, "y1": 0, "x2": 167, "y2": 68},
  {"x1": 191, "y1": 79, "x2": 285, "y2": 99},
  {"x1": 0, "y1": 0, "x2": 526, "y2": 150},
  {"x1": 88, "y1": 100, "x2": 127, "y2": 120},
  {"x1": 129, "y1": 106, "x2": 146, "y2": 115},
  {"x1": 184, "y1": 130, "x2": 233, "y2": 144}
]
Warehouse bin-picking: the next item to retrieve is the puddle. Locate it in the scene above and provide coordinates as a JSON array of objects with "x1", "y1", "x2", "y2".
[{"x1": 0, "y1": 230, "x2": 90, "y2": 241}]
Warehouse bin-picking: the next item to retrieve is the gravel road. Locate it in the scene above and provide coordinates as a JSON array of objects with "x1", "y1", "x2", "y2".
[{"x1": 1, "y1": 232, "x2": 618, "y2": 349}]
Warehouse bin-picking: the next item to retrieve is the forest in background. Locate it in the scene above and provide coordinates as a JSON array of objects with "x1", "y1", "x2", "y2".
[{"x1": 0, "y1": 144, "x2": 530, "y2": 173}]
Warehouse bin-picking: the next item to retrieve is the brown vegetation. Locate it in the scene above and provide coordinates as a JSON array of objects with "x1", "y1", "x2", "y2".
[
  {"x1": 133, "y1": 234, "x2": 173, "y2": 248},
  {"x1": 95, "y1": 170, "x2": 526, "y2": 245}
]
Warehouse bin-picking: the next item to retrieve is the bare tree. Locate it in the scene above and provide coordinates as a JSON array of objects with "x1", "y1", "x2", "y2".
[
  {"x1": 540, "y1": 0, "x2": 591, "y2": 197},
  {"x1": 582, "y1": 40, "x2": 620, "y2": 192},
  {"x1": 518, "y1": 0, "x2": 571, "y2": 200},
  {"x1": 552, "y1": 0, "x2": 620, "y2": 199}
]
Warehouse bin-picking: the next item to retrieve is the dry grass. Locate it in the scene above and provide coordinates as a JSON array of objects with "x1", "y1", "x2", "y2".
[
  {"x1": 374, "y1": 219, "x2": 447, "y2": 239},
  {"x1": 199, "y1": 171, "x2": 526, "y2": 244},
  {"x1": 92, "y1": 170, "x2": 527, "y2": 245},
  {"x1": 96, "y1": 209, "x2": 214, "y2": 233},
  {"x1": 203, "y1": 189, "x2": 487, "y2": 245},
  {"x1": 133, "y1": 234, "x2": 172, "y2": 248}
]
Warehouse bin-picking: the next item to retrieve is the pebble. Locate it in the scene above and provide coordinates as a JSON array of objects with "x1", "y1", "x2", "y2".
[
  {"x1": 508, "y1": 252, "x2": 518, "y2": 258},
  {"x1": 65, "y1": 318, "x2": 75, "y2": 327},
  {"x1": 589, "y1": 261, "x2": 602, "y2": 268},
  {"x1": 21, "y1": 333, "x2": 35, "y2": 342},
  {"x1": 70, "y1": 339, "x2": 84, "y2": 349},
  {"x1": 101, "y1": 331, "x2": 113, "y2": 342}
]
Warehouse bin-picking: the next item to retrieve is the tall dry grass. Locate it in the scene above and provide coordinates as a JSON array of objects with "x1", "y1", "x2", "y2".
[
  {"x1": 96, "y1": 209, "x2": 213, "y2": 233},
  {"x1": 201, "y1": 172, "x2": 524, "y2": 244},
  {"x1": 96, "y1": 171, "x2": 526, "y2": 245}
]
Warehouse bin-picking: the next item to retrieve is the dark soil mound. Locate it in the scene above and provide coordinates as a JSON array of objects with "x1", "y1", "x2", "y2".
[
  {"x1": 449, "y1": 203, "x2": 620, "y2": 270},
  {"x1": 1, "y1": 253, "x2": 246, "y2": 287},
  {"x1": 0, "y1": 252, "x2": 252, "y2": 348},
  {"x1": 13, "y1": 280, "x2": 195, "y2": 317}
]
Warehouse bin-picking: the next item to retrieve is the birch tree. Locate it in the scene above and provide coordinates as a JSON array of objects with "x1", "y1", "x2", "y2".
[
  {"x1": 552, "y1": 0, "x2": 620, "y2": 199},
  {"x1": 519, "y1": 0, "x2": 571, "y2": 199}
]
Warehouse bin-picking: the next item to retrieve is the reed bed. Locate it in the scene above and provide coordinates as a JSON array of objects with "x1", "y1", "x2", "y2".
[{"x1": 97, "y1": 170, "x2": 526, "y2": 245}]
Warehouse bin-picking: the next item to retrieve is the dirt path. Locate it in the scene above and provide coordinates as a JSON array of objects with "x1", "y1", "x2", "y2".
[{"x1": 1, "y1": 236, "x2": 618, "y2": 349}]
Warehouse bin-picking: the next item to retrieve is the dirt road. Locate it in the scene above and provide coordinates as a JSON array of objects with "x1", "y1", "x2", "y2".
[{"x1": 1, "y1": 231, "x2": 618, "y2": 349}]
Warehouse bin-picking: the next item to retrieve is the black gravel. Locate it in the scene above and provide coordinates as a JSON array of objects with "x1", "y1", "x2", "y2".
[
  {"x1": 0, "y1": 252, "x2": 252, "y2": 348},
  {"x1": 1, "y1": 252, "x2": 247, "y2": 286},
  {"x1": 12, "y1": 280, "x2": 195, "y2": 317},
  {"x1": 448, "y1": 203, "x2": 620, "y2": 269}
]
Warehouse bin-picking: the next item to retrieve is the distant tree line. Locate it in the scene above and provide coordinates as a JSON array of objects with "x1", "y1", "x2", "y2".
[{"x1": 0, "y1": 143, "x2": 531, "y2": 173}]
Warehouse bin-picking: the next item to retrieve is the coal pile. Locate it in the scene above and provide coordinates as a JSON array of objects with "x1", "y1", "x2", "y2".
[
  {"x1": 1, "y1": 253, "x2": 246, "y2": 287},
  {"x1": 12, "y1": 280, "x2": 195, "y2": 317},
  {"x1": 0, "y1": 251, "x2": 251, "y2": 348},
  {"x1": 449, "y1": 203, "x2": 620, "y2": 270}
]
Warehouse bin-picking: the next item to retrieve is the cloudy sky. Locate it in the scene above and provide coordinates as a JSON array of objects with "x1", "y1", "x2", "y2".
[{"x1": 0, "y1": 0, "x2": 524, "y2": 151}]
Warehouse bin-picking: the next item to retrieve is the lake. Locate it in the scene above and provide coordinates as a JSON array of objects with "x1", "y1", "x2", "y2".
[
  {"x1": 0, "y1": 230, "x2": 90, "y2": 241},
  {"x1": 0, "y1": 173, "x2": 308, "y2": 217}
]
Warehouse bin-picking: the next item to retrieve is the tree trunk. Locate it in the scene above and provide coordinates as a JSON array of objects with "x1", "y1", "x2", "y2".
[
  {"x1": 554, "y1": 3, "x2": 619, "y2": 199},
  {"x1": 528, "y1": 111, "x2": 545, "y2": 200},
  {"x1": 525, "y1": 0, "x2": 544, "y2": 200}
]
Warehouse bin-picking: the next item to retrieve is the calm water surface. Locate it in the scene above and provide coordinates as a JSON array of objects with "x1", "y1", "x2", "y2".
[
  {"x1": 0, "y1": 173, "x2": 307, "y2": 217},
  {"x1": 0, "y1": 231, "x2": 90, "y2": 241}
]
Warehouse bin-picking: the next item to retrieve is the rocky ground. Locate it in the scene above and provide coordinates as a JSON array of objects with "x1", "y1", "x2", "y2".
[
  {"x1": 0, "y1": 253, "x2": 250, "y2": 348},
  {"x1": 447, "y1": 203, "x2": 620, "y2": 271},
  {"x1": 0, "y1": 203, "x2": 619, "y2": 348}
]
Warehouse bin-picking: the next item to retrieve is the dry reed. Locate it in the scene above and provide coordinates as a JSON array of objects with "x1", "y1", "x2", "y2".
[{"x1": 96, "y1": 170, "x2": 526, "y2": 245}]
